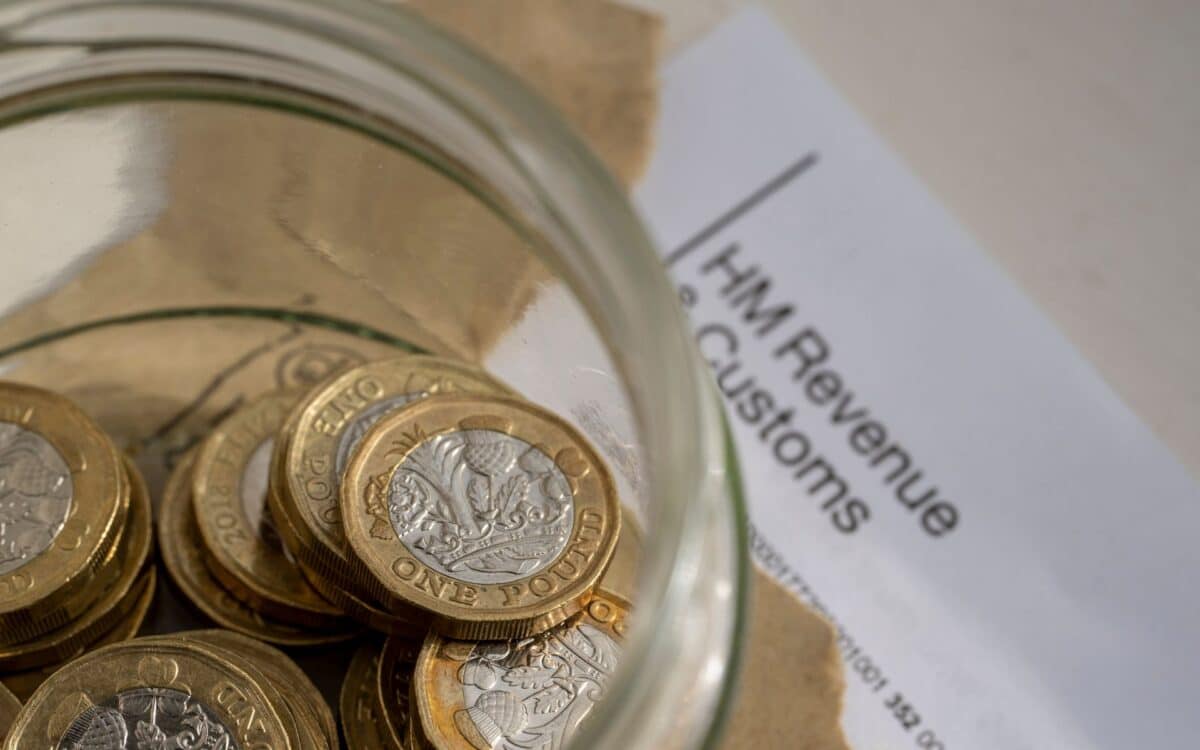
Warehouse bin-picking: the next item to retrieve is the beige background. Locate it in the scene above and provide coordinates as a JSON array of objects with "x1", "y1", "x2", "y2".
[{"x1": 630, "y1": 0, "x2": 1200, "y2": 477}]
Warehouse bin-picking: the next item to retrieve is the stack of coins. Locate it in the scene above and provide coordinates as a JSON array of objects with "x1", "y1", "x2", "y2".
[
  {"x1": 291, "y1": 356, "x2": 631, "y2": 749},
  {"x1": 268, "y1": 356, "x2": 518, "y2": 635},
  {"x1": 2, "y1": 353, "x2": 638, "y2": 750},
  {"x1": 161, "y1": 389, "x2": 362, "y2": 646},
  {"x1": 1, "y1": 630, "x2": 336, "y2": 750},
  {"x1": 342, "y1": 591, "x2": 631, "y2": 750},
  {"x1": 0, "y1": 383, "x2": 156, "y2": 700}
]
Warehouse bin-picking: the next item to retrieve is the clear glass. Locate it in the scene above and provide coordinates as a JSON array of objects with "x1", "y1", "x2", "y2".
[{"x1": 0, "y1": 1, "x2": 749, "y2": 748}]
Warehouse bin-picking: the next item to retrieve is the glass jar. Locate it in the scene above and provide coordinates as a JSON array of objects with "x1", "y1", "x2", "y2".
[{"x1": 0, "y1": 1, "x2": 748, "y2": 748}]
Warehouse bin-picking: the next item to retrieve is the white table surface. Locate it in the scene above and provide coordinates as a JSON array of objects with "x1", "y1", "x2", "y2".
[{"x1": 632, "y1": 0, "x2": 1200, "y2": 477}]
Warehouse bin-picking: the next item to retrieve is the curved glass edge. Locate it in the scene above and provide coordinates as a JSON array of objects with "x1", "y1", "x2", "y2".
[{"x1": 701, "y1": 406, "x2": 753, "y2": 749}]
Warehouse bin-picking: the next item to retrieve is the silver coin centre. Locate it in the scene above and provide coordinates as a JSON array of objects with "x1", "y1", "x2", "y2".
[
  {"x1": 239, "y1": 437, "x2": 283, "y2": 551},
  {"x1": 387, "y1": 429, "x2": 574, "y2": 585},
  {"x1": 0, "y1": 421, "x2": 72, "y2": 576},
  {"x1": 334, "y1": 393, "x2": 419, "y2": 479},
  {"x1": 58, "y1": 687, "x2": 239, "y2": 750},
  {"x1": 457, "y1": 622, "x2": 620, "y2": 749}
]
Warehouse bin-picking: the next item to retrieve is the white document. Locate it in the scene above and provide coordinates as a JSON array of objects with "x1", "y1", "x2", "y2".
[{"x1": 635, "y1": 9, "x2": 1200, "y2": 749}]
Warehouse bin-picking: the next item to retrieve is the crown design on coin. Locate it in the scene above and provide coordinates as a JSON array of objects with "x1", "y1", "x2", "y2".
[
  {"x1": 382, "y1": 428, "x2": 575, "y2": 583},
  {"x1": 60, "y1": 688, "x2": 234, "y2": 750}
]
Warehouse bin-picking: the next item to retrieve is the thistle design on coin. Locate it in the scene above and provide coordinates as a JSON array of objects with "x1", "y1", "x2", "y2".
[
  {"x1": 370, "y1": 428, "x2": 574, "y2": 585},
  {"x1": 0, "y1": 422, "x2": 72, "y2": 576},
  {"x1": 58, "y1": 688, "x2": 236, "y2": 750},
  {"x1": 455, "y1": 625, "x2": 620, "y2": 750}
]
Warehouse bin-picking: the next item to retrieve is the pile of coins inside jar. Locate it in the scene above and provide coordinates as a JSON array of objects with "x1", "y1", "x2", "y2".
[
  {"x1": 0, "y1": 383, "x2": 156, "y2": 703},
  {"x1": 1, "y1": 356, "x2": 637, "y2": 749}
]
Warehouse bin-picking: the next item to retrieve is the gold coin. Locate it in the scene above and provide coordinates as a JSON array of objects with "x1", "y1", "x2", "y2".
[
  {"x1": 159, "y1": 453, "x2": 360, "y2": 647},
  {"x1": 20, "y1": 508, "x2": 134, "y2": 647},
  {"x1": 0, "y1": 683, "x2": 17, "y2": 744},
  {"x1": 341, "y1": 395, "x2": 620, "y2": 639},
  {"x1": 0, "y1": 569, "x2": 157, "y2": 702},
  {"x1": 0, "y1": 457, "x2": 153, "y2": 671},
  {"x1": 340, "y1": 642, "x2": 392, "y2": 750},
  {"x1": 4, "y1": 636, "x2": 295, "y2": 750},
  {"x1": 274, "y1": 357, "x2": 511, "y2": 601},
  {"x1": 378, "y1": 636, "x2": 421, "y2": 750},
  {"x1": 193, "y1": 389, "x2": 348, "y2": 627},
  {"x1": 137, "y1": 632, "x2": 318, "y2": 750},
  {"x1": 414, "y1": 592, "x2": 630, "y2": 750},
  {"x1": 181, "y1": 630, "x2": 336, "y2": 750},
  {"x1": 0, "y1": 382, "x2": 129, "y2": 645}
]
